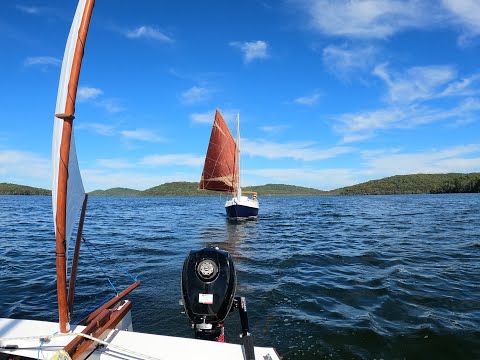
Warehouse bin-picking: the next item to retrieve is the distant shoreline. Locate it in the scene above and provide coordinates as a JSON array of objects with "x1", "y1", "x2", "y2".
[{"x1": 2, "y1": 173, "x2": 479, "y2": 196}]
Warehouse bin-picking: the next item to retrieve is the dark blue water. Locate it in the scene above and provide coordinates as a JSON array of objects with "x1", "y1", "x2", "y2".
[{"x1": 1, "y1": 194, "x2": 479, "y2": 359}]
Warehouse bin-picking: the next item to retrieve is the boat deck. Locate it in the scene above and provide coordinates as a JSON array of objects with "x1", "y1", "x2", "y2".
[{"x1": 0, "y1": 318, "x2": 280, "y2": 360}]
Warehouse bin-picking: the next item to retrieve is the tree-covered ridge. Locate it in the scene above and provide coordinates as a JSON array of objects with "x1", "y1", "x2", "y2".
[
  {"x1": 88, "y1": 187, "x2": 142, "y2": 196},
  {"x1": 0, "y1": 183, "x2": 51, "y2": 195},
  {"x1": 3, "y1": 173, "x2": 480, "y2": 196},
  {"x1": 330, "y1": 173, "x2": 480, "y2": 195}
]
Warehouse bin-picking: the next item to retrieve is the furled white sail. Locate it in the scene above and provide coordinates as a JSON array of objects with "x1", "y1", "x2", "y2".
[{"x1": 52, "y1": 0, "x2": 86, "y2": 263}]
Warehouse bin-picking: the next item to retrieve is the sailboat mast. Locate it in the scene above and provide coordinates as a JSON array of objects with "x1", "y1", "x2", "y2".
[
  {"x1": 236, "y1": 113, "x2": 242, "y2": 200},
  {"x1": 55, "y1": 0, "x2": 95, "y2": 333}
]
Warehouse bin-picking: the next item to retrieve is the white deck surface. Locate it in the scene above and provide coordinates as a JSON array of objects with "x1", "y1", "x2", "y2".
[{"x1": 0, "y1": 318, "x2": 280, "y2": 360}]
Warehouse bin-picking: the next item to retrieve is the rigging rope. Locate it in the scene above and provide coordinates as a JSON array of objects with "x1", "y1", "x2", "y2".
[{"x1": 1, "y1": 331, "x2": 164, "y2": 360}]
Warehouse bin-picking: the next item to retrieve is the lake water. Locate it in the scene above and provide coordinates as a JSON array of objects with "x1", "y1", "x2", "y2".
[{"x1": 0, "y1": 194, "x2": 479, "y2": 359}]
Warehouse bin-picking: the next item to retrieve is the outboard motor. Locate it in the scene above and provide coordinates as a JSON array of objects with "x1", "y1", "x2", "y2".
[
  {"x1": 181, "y1": 247, "x2": 255, "y2": 360},
  {"x1": 181, "y1": 247, "x2": 236, "y2": 340}
]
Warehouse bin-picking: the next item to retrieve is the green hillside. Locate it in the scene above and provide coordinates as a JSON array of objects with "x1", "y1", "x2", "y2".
[
  {"x1": 5, "y1": 172, "x2": 480, "y2": 197},
  {"x1": 330, "y1": 173, "x2": 480, "y2": 195},
  {"x1": 89, "y1": 187, "x2": 141, "y2": 196},
  {"x1": 244, "y1": 184, "x2": 326, "y2": 196},
  {"x1": 142, "y1": 182, "x2": 218, "y2": 197},
  {"x1": 0, "y1": 183, "x2": 51, "y2": 195}
]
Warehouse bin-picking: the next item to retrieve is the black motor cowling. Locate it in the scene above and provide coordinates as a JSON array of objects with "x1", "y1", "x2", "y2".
[{"x1": 181, "y1": 247, "x2": 236, "y2": 339}]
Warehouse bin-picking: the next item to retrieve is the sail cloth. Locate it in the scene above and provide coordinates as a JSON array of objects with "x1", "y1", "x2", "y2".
[
  {"x1": 199, "y1": 109, "x2": 239, "y2": 193},
  {"x1": 52, "y1": 0, "x2": 86, "y2": 264}
]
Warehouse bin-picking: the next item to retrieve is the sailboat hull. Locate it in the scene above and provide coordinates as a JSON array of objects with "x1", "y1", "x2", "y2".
[{"x1": 225, "y1": 196, "x2": 259, "y2": 218}]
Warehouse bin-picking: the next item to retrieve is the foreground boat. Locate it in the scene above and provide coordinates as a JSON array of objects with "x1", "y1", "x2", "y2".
[
  {"x1": 0, "y1": 1, "x2": 277, "y2": 359},
  {"x1": 200, "y1": 110, "x2": 259, "y2": 219}
]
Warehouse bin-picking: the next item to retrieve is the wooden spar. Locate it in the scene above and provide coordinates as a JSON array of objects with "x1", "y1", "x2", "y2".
[
  {"x1": 79, "y1": 281, "x2": 141, "y2": 325},
  {"x1": 67, "y1": 194, "x2": 88, "y2": 318},
  {"x1": 66, "y1": 301, "x2": 133, "y2": 360},
  {"x1": 55, "y1": 0, "x2": 95, "y2": 333}
]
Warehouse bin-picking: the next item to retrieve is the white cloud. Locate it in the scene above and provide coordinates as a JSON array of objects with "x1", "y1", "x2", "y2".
[
  {"x1": 242, "y1": 139, "x2": 353, "y2": 161},
  {"x1": 191, "y1": 111, "x2": 214, "y2": 124},
  {"x1": 121, "y1": 129, "x2": 165, "y2": 142},
  {"x1": 0, "y1": 150, "x2": 50, "y2": 187},
  {"x1": 293, "y1": 91, "x2": 322, "y2": 105},
  {"x1": 81, "y1": 169, "x2": 198, "y2": 192},
  {"x1": 76, "y1": 122, "x2": 116, "y2": 136},
  {"x1": 373, "y1": 63, "x2": 457, "y2": 104},
  {"x1": 362, "y1": 144, "x2": 480, "y2": 176},
  {"x1": 297, "y1": 0, "x2": 439, "y2": 39},
  {"x1": 24, "y1": 56, "x2": 61, "y2": 67},
  {"x1": 259, "y1": 125, "x2": 290, "y2": 134},
  {"x1": 230, "y1": 40, "x2": 269, "y2": 63},
  {"x1": 442, "y1": 0, "x2": 480, "y2": 44},
  {"x1": 323, "y1": 44, "x2": 377, "y2": 79},
  {"x1": 142, "y1": 154, "x2": 204, "y2": 167},
  {"x1": 77, "y1": 87, "x2": 104, "y2": 102},
  {"x1": 16, "y1": 5, "x2": 40, "y2": 14},
  {"x1": 126, "y1": 26, "x2": 173, "y2": 43},
  {"x1": 180, "y1": 86, "x2": 210, "y2": 104},
  {"x1": 245, "y1": 167, "x2": 358, "y2": 190},
  {"x1": 97, "y1": 158, "x2": 134, "y2": 169},
  {"x1": 97, "y1": 99, "x2": 125, "y2": 113},
  {"x1": 336, "y1": 98, "x2": 480, "y2": 143}
]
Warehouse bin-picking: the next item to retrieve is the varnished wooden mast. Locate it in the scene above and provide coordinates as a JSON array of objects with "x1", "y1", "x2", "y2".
[
  {"x1": 67, "y1": 194, "x2": 88, "y2": 318},
  {"x1": 55, "y1": 0, "x2": 95, "y2": 333}
]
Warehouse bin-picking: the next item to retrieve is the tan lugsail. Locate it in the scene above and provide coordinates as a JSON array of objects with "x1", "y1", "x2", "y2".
[{"x1": 199, "y1": 109, "x2": 239, "y2": 193}]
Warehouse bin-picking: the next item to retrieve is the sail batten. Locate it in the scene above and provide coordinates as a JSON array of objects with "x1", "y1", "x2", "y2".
[{"x1": 199, "y1": 109, "x2": 239, "y2": 193}]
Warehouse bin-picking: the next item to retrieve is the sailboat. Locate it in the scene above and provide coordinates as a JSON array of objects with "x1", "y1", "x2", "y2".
[
  {"x1": 200, "y1": 109, "x2": 259, "y2": 219},
  {"x1": 0, "y1": 1, "x2": 278, "y2": 359}
]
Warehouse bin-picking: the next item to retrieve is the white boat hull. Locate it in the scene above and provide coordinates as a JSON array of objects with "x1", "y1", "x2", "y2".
[
  {"x1": 0, "y1": 317, "x2": 279, "y2": 360},
  {"x1": 225, "y1": 196, "x2": 259, "y2": 218}
]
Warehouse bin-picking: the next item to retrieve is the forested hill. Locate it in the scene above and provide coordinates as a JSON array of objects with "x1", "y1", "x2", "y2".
[
  {"x1": 0, "y1": 183, "x2": 51, "y2": 195},
  {"x1": 2, "y1": 173, "x2": 480, "y2": 196},
  {"x1": 88, "y1": 187, "x2": 142, "y2": 196},
  {"x1": 330, "y1": 173, "x2": 480, "y2": 195},
  {"x1": 141, "y1": 182, "x2": 325, "y2": 196}
]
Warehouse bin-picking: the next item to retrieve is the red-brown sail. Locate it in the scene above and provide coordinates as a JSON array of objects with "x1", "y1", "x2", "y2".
[{"x1": 199, "y1": 109, "x2": 239, "y2": 193}]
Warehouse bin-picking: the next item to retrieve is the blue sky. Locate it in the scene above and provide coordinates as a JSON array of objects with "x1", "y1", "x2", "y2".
[{"x1": 1, "y1": 0, "x2": 480, "y2": 191}]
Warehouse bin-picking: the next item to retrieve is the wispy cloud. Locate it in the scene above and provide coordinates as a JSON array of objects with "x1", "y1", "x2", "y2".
[
  {"x1": 97, "y1": 158, "x2": 134, "y2": 169},
  {"x1": 76, "y1": 122, "x2": 116, "y2": 136},
  {"x1": 24, "y1": 56, "x2": 61, "y2": 67},
  {"x1": 293, "y1": 91, "x2": 322, "y2": 105},
  {"x1": 373, "y1": 63, "x2": 457, "y2": 104},
  {"x1": 16, "y1": 5, "x2": 40, "y2": 14},
  {"x1": 442, "y1": 0, "x2": 480, "y2": 45},
  {"x1": 81, "y1": 169, "x2": 198, "y2": 192},
  {"x1": 121, "y1": 129, "x2": 165, "y2": 143},
  {"x1": 242, "y1": 139, "x2": 353, "y2": 161},
  {"x1": 97, "y1": 99, "x2": 125, "y2": 113},
  {"x1": 259, "y1": 125, "x2": 290, "y2": 134},
  {"x1": 142, "y1": 154, "x2": 204, "y2": 167},
  {"x1": 297, "y1": 0, "x2": 440, "y2": 39},
  {"x1": 191, "y1": 111, "x2": 214, "y2": 124},
  {"x1": 125, "y1": 26, "x2": 173, "y2": 43},
  {"x1": 0, "y1": 150, "x2": 50, "y2": 186},
  {"x1": 323, "y1": 44, "x2": 378, "y2": 80},
  {"x1": 180, "y1": 86, "x2": 210, "y2": 104},
  {"x1": 77, "y1": 87, "x2": 104, "y2": 102},
  {"x1": 362, "y1": 144, "x2": 480, "y2": 176},
  {"x1": 245, "y1": 167, "x2": 358, "y2": 190},
  {"x1": 336, "y1": 98, "x2": 480, "y2": 143},
  {"x1": 230, "y1": 40, "x2": 269, "y2": 63}
]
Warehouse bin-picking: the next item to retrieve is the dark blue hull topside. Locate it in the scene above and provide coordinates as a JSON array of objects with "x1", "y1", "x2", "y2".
[{"x1": 225, "y1": 204, "x2": 258, "y2": 218}]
